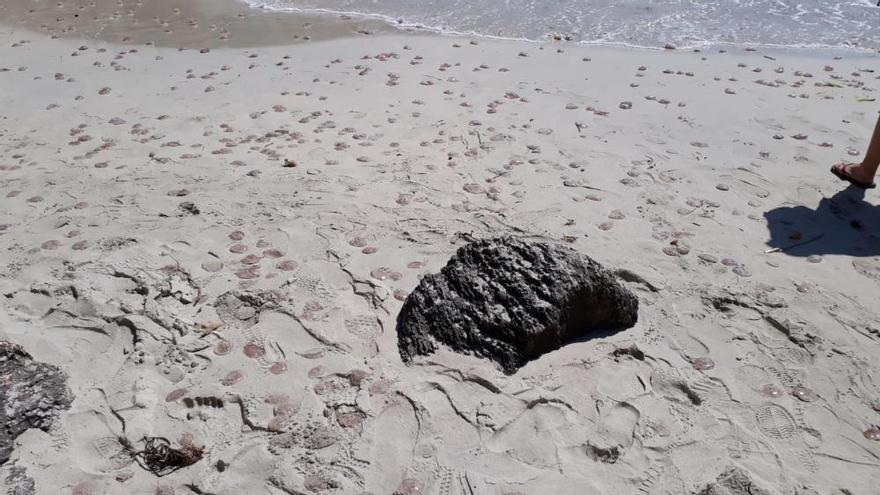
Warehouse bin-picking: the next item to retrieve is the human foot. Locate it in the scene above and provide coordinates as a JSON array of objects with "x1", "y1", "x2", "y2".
[{"x1": 831, "y1": 162, "x2": 877, "y2": 189}]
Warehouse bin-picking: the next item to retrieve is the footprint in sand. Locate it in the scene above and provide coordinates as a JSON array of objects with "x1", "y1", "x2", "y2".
[
  {"x1": 586, "y1": 402, "x2": 640, "y2": 463},
  {"x1": 747, "y1": 402, "x2": 818, "y2": 473},
  {"x1": 852, "y1": 258, "x2": 880, "y2": 283},
  {"x1": 66, "y1": 410, "x2": 131, "y2": 474},
  {"x1": 755, "y1": 403, "x2": 797, "y2": 440},
  {"x1": 352, "y1": 399, "x2": 421, "y2": 492}
]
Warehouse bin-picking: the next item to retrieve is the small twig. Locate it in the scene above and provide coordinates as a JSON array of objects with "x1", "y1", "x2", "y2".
[{"x1": 764, "y1": 233, "x2": 825, "y2": 253}]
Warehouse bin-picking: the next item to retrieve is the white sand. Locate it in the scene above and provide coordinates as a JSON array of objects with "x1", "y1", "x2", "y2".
[{"x1": 1, "y1": 6, "x2": 880, "y2": 494}]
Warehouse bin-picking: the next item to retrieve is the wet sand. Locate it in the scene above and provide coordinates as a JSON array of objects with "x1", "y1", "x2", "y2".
[
  {"x1": 0, "y1": 0, "x2": 399, "y2": 48},
  {"x1": 2, "y1": 1, "x2": 880, "y2": 494}
]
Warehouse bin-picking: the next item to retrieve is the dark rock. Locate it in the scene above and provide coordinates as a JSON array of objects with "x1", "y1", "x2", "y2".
[
  {"x1": 5, "y1": 464, "x2": 35, "y2": 495},
  {"x1": 178, "y1": 201, "x2": 200, "y2": 215},
  {"x1": 396, "y1": 237, "x2": 638, "y2": 373},
  {"x1": 0, "y1": 341, "x2": 74, "y2": 464}
]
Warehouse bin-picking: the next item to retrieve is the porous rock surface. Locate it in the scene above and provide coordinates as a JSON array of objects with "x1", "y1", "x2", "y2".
[
  {"x1": 0, "y1": 341, "x2": 73, "y2": 464},
  {"x1": 396, "y1": 237, "x2": 638, "y2": 373}
]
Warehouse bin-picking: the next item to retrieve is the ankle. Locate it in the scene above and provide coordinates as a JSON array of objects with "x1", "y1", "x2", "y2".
[{"x1": 860, "y1": 161, "x2": 880, "y2": 175}]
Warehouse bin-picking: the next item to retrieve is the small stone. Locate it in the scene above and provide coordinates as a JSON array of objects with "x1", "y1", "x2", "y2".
[
  {"x1": 276, "y1": 260, "x2": 298, "y2": 271},
  {"x1": 732, "y1": 265, "x2": 751, "y2": 277},
  {"x1": 760, "y1": 384, "x2": 783, "y2": 398},
  {"x1": 370, "y1": 267, "x2": 393, "y2": 281},
  {"x1": 240, "y1": 254, "x2": 261, "y2": 265},
  {"x1": 349, "y1": 369, "x2": 369, "y2": 386},
  {"x1": 213, "y1": 340, "x2": 233, "y2": 355},
  {"x1": 463, "y1": 183, "x2": 484, "y2": 194},
  {"x1": 235, "y1": 267, "x2": 260, "y2": 279},
  {"x1": 336, "y1": 410, "x2": 366, "y2": 428},
  {"x1": 269, "y1": 361, "x2": 288, "y2": 375},
  {"x1": 165, "y1": 388, "x2": 188, "y2": 402},
  {"x1": 221, "y1": 370, "x2": 244, "y2": 386},
  {"x1": 863, "y1": 428, "x2": 880, "y2": 441},
  {"x1": 792, "y1": 386, "x2": 817, "y2": 402},
  {"x1": 243, "y1": 342, "x2": 266, "y2": 358},
  {"x1": 692, "y1": 357, "x2": 715, "y2": 371},
  {"x1": 394, "y1": 479, "x2": 423, "y2": 495},
  {"x1": 202, "y1": 260, "x2": 223, "y2": 272}
]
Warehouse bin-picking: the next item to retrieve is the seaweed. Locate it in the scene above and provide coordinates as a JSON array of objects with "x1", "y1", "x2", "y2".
[{"x1": 132, "y1": 437, "x2": 203, "y2": 477}]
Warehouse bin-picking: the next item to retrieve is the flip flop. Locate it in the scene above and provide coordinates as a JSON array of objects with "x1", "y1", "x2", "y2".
[{"x1": 831, "y1": 164, "x2": 876, "y2": 189}]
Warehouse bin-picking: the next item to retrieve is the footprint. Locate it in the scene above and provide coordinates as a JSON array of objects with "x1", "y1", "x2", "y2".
[
  {"x1": 344, "y1": 314, "x2": 382, "y2": 341},
  {"x1": 751, "y1": 403, "x2": 817, "y2": 473},
  {"x1": 355, "y1": 398, "x2": 421, "y2": 492},
  {"x1": 755, "y1": 403, "x2": 797, "y2": 439},
  {"x1": 604, "y1": 402, "x2": 640, "y2": 439},
  {"x1": 689, "y1": 375, "x2": 738, "y2": 413},
  {"x1": 486, "y1": 402, "x2": 572, "y2": 469},
  {"x1": 651, "y1": 368, "x2": 703, "y2": 406},
  {"x1": 67, "y1": 410, "x2": 130, "y2": 474},
  {"x1": 92, "y1": 436, "x2": 134, "y2": 472},
  {"x1": 852, "y1": 258, "x2": 880, "y2": 284},
  {"x1": 717, "y1": 169, "x2": 771, "y2": 198},
  {"x1": 734, "y1": 364, "x2": 785, "y2": 399},
  {"x1": 665, "y1": 332, "x2": 709, "y2": 362},
  {"x1": 476, "y1": 397, "x2": 526, "y2": 430},
  {"x1": 286, "y1": 273, "x2": 337, "y2": 307},
  {"x1": 434, "y1": 465, "x2": 456, "y2": 495},
  {"x1": 639, "y1": 458, "x2": 687, "y2": 494},
  {"x1": 238, "y1": 324, "x2": 283, "y2": 370}
]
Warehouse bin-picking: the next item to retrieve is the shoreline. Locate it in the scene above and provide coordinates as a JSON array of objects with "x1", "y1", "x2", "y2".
[
  {"x1": 1, "y1": 0, "x2": 879, "y2": 58},
  {"x1": 244, "y1": 1, "x2": 880, "y2": 56},
  {"x1": 0, "y1": 0, "x2": 402, "y2": 48}
]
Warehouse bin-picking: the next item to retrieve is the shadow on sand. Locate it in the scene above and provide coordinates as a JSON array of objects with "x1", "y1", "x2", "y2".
[{"x1": 763, "y1": 185, "x2": 880, "y2": 258}]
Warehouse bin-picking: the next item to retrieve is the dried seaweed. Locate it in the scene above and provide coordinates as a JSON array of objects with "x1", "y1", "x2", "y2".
[{"x1": 132, "y1": 437, "x2": 203, "y2": 476}]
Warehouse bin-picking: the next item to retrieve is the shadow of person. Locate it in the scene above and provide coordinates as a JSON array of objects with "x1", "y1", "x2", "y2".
[{"x1": 763, "y1": 185, "x2": 880, "y2": 257}]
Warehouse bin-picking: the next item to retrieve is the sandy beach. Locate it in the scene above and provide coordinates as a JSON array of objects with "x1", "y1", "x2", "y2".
[{"x1": 1, "y1": 1, "x2": 880, "y2": 493}]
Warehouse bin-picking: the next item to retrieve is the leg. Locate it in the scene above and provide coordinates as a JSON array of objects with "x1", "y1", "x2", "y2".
[
  {"x1": 860, "y1": 114, "x2": 880, "y2": 177},
  {"x1": 832, "y1": 114, "x2": 880, "y2": 187}
]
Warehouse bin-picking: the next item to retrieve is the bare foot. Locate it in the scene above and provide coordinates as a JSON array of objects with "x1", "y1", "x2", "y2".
[{"x1": 831, "y1": 162, "x2": 876, "y2": 187}]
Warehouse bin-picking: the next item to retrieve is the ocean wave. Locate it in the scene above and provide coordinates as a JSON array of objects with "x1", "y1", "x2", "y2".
[{"x1": 241, "y1": 0, "x2": 880, "y2": 51}]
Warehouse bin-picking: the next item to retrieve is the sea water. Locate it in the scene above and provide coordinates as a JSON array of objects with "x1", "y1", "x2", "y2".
[{"x1": 244, "y1": 0, "x2": 880, "y2": 50}]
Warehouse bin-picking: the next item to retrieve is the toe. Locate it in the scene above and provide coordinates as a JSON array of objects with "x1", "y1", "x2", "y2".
[{"x1": 832, "y1": 163, "x2": 852, "y2": 174}]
